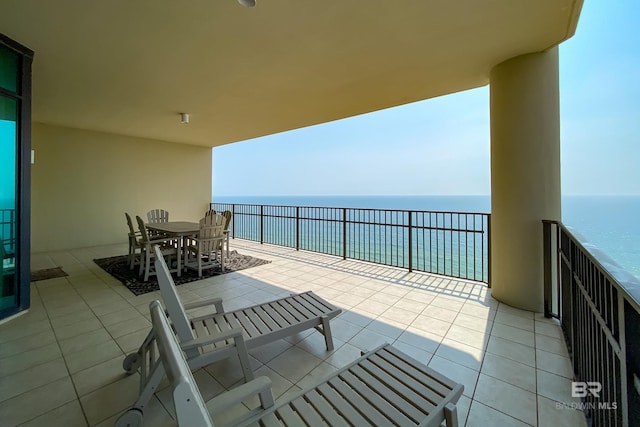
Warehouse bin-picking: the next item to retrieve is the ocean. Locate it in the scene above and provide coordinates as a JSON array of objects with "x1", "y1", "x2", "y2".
[{"x1": 212, "y1": 195, "x2": 640, "y2": 280}]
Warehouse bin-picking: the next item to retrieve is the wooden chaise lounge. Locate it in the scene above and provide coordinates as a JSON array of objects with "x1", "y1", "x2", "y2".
[
  {"x1": 119, "y1": 245, "x2": 341, "y2": 424},
  {"x1": 124, "y1": 300, "x2": 464, "y2": 427}
]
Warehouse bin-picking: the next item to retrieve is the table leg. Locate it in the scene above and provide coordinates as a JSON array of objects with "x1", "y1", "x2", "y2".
[
  {"x1": 176, "y1": 235, "x2": 183, "y2": 277},
  {"x1": 182, "y1": 235, "x2": 191, "y2": 275}
]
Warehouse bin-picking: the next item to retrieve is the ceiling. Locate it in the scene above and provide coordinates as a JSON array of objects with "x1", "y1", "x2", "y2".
[{"x1": 0, "y1": 0, "x2": 583, "y2": 147}]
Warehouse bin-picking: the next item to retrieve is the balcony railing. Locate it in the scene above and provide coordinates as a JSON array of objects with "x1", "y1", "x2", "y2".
[
  {"x1": 211, "y1": 203, "x2": 490, "y2": 284},
  {"x1": 1, "y1": 208, "x2": 16, "y2": 256},
  {"x1": 543, "y1": 220, "x2": 640, "y2": 426}
]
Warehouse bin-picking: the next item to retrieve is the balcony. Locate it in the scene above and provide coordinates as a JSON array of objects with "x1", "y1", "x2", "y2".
[{"x1": 0, "y1": 239, "x2": 585, "y2": 426}]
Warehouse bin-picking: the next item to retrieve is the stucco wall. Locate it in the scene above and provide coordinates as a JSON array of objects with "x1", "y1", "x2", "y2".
[{"x1": 31, "y1": 123, "x2": 212, "y2": 252}]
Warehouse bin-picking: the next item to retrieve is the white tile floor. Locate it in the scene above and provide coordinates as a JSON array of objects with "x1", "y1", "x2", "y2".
[{"x1": 0, "y1": 239, "x2": 588, "y2": 426}]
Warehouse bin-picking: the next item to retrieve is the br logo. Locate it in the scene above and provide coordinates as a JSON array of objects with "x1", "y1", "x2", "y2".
[{"x1": 572, "y1": 382, "x2": 602, "y2": 398}]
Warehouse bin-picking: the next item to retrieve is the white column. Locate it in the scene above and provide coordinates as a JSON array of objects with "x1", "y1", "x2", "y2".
[{"x1": 489, "y1": 47, "x2": 561, "y2": 312}]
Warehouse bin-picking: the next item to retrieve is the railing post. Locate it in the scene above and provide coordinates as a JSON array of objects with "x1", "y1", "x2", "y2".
[
  {"x1": 296, "y1": 206, "x2": 300, "y2": 251},
  {"x1": 231, "y1": 204, "x2": 235, "y2": 239},
  {"x1": 542, "y1": 220, "x2": 552, "y2": 318},
  {"x1": 487, "y1": 214, "x2": 492, "y2": 288},
  {"x1": 408, "y1": 211, "x2": 413, "y2": 272},
  {"x1": 342, "y1": 208, "x2": 347, "y2": 260},
  {"x1": 619, "y1": 294, "x2": 630, "y2": 427},
  {"x1": 260, "y1": 205, "x2": 264, "y2": 244}
]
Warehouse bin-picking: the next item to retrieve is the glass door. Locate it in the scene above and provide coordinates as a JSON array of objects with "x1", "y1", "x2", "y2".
[
  {"x1": 0, "y1": 35, "x2": 33, "y2": 320},
  {"x1": 0, "y1": 95, "x2": 17, "y2": 312}
]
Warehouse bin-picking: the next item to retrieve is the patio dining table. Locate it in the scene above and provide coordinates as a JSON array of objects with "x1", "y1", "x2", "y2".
[
  {"x1": 145, "y1": 221, "x2": 229, "y2": 277},
  {"x1": 145, "y1": 221, "x2": 198, "y2": 277}
]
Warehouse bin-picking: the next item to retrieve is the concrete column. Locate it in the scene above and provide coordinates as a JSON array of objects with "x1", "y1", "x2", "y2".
[{"x1": 489, "y1": 47, "x2": 561, "y2": 312}]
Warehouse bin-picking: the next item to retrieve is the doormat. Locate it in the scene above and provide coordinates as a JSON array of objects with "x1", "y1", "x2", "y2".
[{"x1": 31, "y1": 267, "x2": 68, "y2": 282}]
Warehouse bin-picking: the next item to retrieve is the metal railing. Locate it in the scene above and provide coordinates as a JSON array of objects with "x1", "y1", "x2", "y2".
[
  {"x1": 212, "y1": 203, "x2": 490, "y2": 284},
  {"x1": 1, "y1": 208, "x2": 16, "y2": 256},
  {"x1": 543, "y1": 220, "x2": 640, "y2": 426}
]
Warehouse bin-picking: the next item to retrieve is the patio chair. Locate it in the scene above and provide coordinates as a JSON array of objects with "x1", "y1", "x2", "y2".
[
  {"x1": 146, "y1": 208, "x2": 169, "y2": 223},
  {"x1": 146, "y1": 208, "x2": 170, "y2": 239},
  {"x1": 220, "y1": 210, "x2": 232, "y2": 231},
  {"x1": 204, "y1": 210, "x2": 231, "y2": 231},
  {"x1": 136, "y1": 216, "x2": 178, "y2": 281},
  {"x1": 125, "y1": 212, "x2": 143, "y2": 269},
  {"x1": 120, "y1": 245, "x2": 341, "y2": 418},
  {"x1": 205, "y1": 210, "x2": 232, "y2": 256},
  {"x1": 117, "y1": 299, "x2": 464, "y2": 427},
  {"x1": 184, "y1": 214, "x2": 227, "y2": 276}
]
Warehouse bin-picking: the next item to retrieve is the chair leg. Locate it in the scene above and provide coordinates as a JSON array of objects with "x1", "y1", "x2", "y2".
[
  {"x1": 144, "y1": 252, "x2": 151, "y2": 281},
  {"x1": 444, "y1": 402, "x2": 459, "y2": 427},
  {"x1": 130, "y1": 359, "x2": 166, "y2": 413},
  {"x1": 128, "y1": 241, "x2": 134, "y2": 269},
  {"x1": 321, "y1": 316, "x2": 335, "y2": 351},
  {"x1": 234, "y1": 337, "x2": 254, "y2": 383},
  {"x1": 139, "y1": 248, "x2": 145, "y2": 277}
]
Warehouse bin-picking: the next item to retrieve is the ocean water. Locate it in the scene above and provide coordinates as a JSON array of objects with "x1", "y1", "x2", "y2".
[{"x1": 213, "y1": 195, "x2": 640, "y2": 280}]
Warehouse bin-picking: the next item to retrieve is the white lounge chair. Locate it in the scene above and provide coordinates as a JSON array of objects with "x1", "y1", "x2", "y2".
[
  {"x1": 123, "y1": 299, "x2": 464, "y2": 427},
  {"x1": 120, "y1": 245, "x2": 341, "y2": 423}
]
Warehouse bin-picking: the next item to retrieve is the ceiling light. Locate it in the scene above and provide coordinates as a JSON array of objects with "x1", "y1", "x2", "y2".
[
  {"x1": 238, "y1": 0, "x2": 256, "y2": 7},
  {"x1": 180, "y1": 113, "x2": 190, "y2": 124}
]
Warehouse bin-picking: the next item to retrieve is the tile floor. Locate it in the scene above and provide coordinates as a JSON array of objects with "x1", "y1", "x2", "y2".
[{"x1": 0, "y1": 239, "x2": 588, "y2": 426}]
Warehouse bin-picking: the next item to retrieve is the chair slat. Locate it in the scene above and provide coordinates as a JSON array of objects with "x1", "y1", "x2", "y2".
[
  {"x1": 383, "y1": 345, "x2": 456, "y2": 395},
  {"x1": 191, "y1": 320, "x2": 215, "y2": 353},
  {"x1": 368, "y1": 353, "x2": 449, "y2": 404},
  {"x1": 191, "y1": 319, "x2": 208, "y2": 338},
  {"x1": 259, "y1": 303, "x2": 289, "y2": 329},
  {"x1": 258, "y1": 413, "x2": 281, "y2": 427},
  {"x1": 340, "y1": 369, "x2": 414, "y2": 426},
  {"x1": 202, "y1": 317, "x2": 226, "y2": 349},
  {"x1": 213, "y1": 315, "x2": 232, "y2": 334},
  {"x1": 303, "y1": 389, "x2": 350, "y2": 427},
  {"x1": 274, "y1": 298, "x2": 306, "y2": 322},
  {"x1": 267, "y1": 301, "x2": 298, "y2": 325},
  {"x1": 349, "y1": 364, "x2": 426, "y2": 423},
  {"x1": 252, "y1": 306, "x2": 280, "y2": 331},
  {"x1": 316, "y1": 383, "x2": 371, "y2": 426},
  {"x1": 243, "y1": 308, "x2": 272, "y2": 334},
  {"x1": 290, "y1": 396, "x2": 326, "y2": 426},
  {"x1": 359, "y1": 358, "x2": 439, "y2": 411},
  {"x1": 292, "y1": 293, "x2": 325, "y2": 316},
  {"x1": 299, "y1": 292, "x2": 336, "y2": 315},
  {"x1": 285, "y1": 297, "x2": 316, "y2": 320},
  {"x1": 274, "y1": 404, "x2": 306, "y2": 425},
  {"x1": 327, "y1": 376, "x2": 395, "y2": 427},
  {"x1": 233, "y1": 311, "x2": 261, "y2": 338}
]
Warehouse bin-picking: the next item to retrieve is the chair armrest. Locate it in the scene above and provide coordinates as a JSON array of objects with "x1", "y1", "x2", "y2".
[
  {"x1": 180, "y1": 328, "x2": 244, "y2": 350},
  {"x1": 146, "y1": 237, "x2": 178, "y2": 246},
  {"x1": 183, "y1": 297, "x2": 224, "y2": 312},
  {"x1": 208, "y1": 376, "x2": 275, "y2": 413},
  {"x1": 191, "y1": 236, "x2": 226, "y2": 244}
]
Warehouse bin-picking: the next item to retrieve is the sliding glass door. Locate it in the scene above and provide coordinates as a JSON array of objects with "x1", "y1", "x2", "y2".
[
  {"x1": 0, "y1": 95, "x2": 17, "y2": 312},
  {"x1": 1, "y1": 35, "x2": 32, "y2": 320}
]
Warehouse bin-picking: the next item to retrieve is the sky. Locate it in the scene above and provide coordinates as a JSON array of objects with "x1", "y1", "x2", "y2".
[{"x1": 213, "y1": 1, "x2": 640, "y2": 197}]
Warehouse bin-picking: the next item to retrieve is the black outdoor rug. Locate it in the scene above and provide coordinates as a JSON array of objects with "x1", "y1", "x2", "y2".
[
  {"x1": 31, "y1": 267, "x2": 68, "y2": 282},
  {"x1": 93, "y1": 250, "x2": 271, "y2": 296}
]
